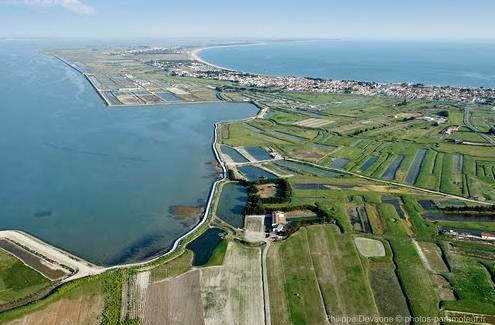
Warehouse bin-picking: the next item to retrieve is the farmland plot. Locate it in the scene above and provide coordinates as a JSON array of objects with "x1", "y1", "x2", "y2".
[
  {"x1": 306, "y1": 225, "x2": 379, "y2": 320},
  {"x1": 142, "y1": 270, "x2": 204, "y2": 325},
  {"x1": 5, "y1": 291, "x2": 104, "y2": 325},
  {"x1": 368, "y1": 261, "x2": 411, "y2": 324},
  {"x1": 200, "y1": 242, "x2": 264, "y2": 325}
]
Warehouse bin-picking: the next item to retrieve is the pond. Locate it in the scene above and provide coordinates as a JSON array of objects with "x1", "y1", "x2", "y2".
[
  {"x1": 360, "y1": 156, "x2": 378, "y2": 171},
  {"x1": 382, "y1": 196, "x2": 405, "y2": 219},
  {"x1": 216, "y1": 183, "x2": 249, "y2": 228},
  {"x1": 274, "y1": 160, "x2": 344, "y2": 177},
  {"x1": 418, "y1": 200, "x2": 437, "y2": 210},
  {"x1": 186, "y1": 228, "x2": 225, "y2": 266},
  {"x1": 381, "y1": 156, "x2": 405, "y2": 180},
  {"x1": 244, "y1": 146, "x2": 273, "y2": 161},
  {"x1": 423, "y1": 211, "x2": 495, "y2": 222},
  {"x1": 158, "y1": 92, "x2": 182, "y2": 102},
  {"x1": 220, "y1": 145, "x2": 249, "y2": 163},
  {"x1": 405, "y1": 149, "x2": 427, "y2": 184},
  {"x1": 293, "y1": 183, "x2": 328, "y2": 190},
  {"x1": 238, "y1": 166, "x2": 277, "y2": 181},
  {"x1": 330, "y1": 158, "x2": 350, "y2": 169}
]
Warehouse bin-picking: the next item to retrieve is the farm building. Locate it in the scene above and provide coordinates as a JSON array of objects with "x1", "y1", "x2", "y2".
[
  {"x1": 481, "y1": 232, "x2": 495, "y2": 241},
  {"x1": 440, "y1": 125, "x2": 460, "y2": 136},
  {"x1": 271, "y1": 211, "x2": 286, "y2": 227},
  {"x1": 272, "y1": 211, "x2": 288, "y2": 236}
]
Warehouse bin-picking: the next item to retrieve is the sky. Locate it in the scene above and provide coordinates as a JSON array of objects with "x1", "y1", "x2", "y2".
[{"x1": 1, "y1": 0, "x2": 495, "y2": 40}]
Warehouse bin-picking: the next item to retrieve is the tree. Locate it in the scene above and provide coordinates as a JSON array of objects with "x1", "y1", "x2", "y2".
[{"x1": 437, "y1": 110, "x2": 449, "y2": 117}]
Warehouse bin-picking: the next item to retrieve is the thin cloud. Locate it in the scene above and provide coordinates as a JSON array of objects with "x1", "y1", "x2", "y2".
[{"x1": 0, "y1": 0, "x2": 96, "y2": 14}]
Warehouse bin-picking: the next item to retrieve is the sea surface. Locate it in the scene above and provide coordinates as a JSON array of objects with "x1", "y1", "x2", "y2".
[
  {"x1": 0, "y1": 40, "x2": 257, "y2": 266},
  {"x1": 199, "y1": 40, "x2": 495, "y2": 88}
]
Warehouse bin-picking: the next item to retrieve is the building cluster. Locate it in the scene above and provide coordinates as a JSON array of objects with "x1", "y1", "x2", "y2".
[
  {"x1": 171, "y1": 61, "x2": 495, "y2": 104},
  {"x1": 440, "y1": 125, "x2": 460, "y2": 136},
  {"x1": 442, "y1": 229, "x2": 495, "y2": 242},
  {"x1": 417, "y1": 115, "x2": 448, "y2": 124},
  {"x1": 271, "y1": 211, "x2": 287, "y2": 235}
]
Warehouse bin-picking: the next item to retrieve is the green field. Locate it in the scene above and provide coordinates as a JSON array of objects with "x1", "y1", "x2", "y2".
[
  {"x1": 0, "y1": 249, "x2": 50, "y2": 306},
  {"x1": 268, "y1": 225, "x2": 381, "y2": 324},
  {"x1": 221, "y1": 91, "x2": 495, "y2": 202},
  {"x1": 2, "y1": 51, "x2": 495, "y2": 323},
  {"x1": 443, "y1": 253, "x2": 495, "y2": 314},
  {"x1": 378, "y1": 203, "x2": 441, "y2": 321}
]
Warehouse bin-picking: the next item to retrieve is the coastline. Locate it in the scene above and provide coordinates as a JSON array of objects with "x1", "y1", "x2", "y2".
[
  {"x1": 0, "y1": 104, "x2": 261, "y2": 278},
  {"x1": 189, "y1": 41, "x2": 495, "y2": 91},
  {"x1": 0, "y1": 125, "x2": 227, "y2": 274},
  {"x1": 190, "y1": 42, "x2": 267, "y2": 72}
]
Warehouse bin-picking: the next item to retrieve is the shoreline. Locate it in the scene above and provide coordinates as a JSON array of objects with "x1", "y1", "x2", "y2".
[
  {"x1": 0, "y1": 52, "x2": 263, "y2": 278},
  {"x1": 189, "y1": 42, "x2": 495, "y2": 91},
  {"x1": 0, "y1": 109, "x2": 261, "y2": 278},
  {"x1": 0, "y1": 125, "x2": 228, "y2": 274},
  {"x1": 190, "y1": 42, "x2": 267, "y2": 72},
  {"x1": 189, "y1": 39, "x2": 316, "y2": 71}
]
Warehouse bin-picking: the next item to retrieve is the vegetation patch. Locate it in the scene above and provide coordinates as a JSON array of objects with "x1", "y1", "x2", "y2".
[{"x1": 0, "y1": 249, "x2": 51, "y2": 307}]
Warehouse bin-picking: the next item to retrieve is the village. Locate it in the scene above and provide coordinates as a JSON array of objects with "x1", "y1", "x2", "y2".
[{"x1": 143, "y1": 47, "x2": 495, "y2": 104}]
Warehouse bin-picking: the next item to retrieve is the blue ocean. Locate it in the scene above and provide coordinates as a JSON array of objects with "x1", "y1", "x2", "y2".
[{"x1": 199, "y1": 40, "x2": 495, "y2": 88}]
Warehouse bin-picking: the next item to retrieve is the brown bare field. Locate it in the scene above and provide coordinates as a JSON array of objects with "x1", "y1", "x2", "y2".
[
  {"x1": 288, "y1": 147, "x2": 327, "y2": 161},
  {"x1": 6, "y1": 295, "x2": 104, "y2": 325},
  {"x1": 245, "y1": 215, "x2": 265, "y2": 233},
  {"x1": 285, "y1": 209, "x2": 317, "y2": 218},
  {"x1": 116, "y1": 94, "x2": 142, "y2": 105},
  {"x1": 294, "y1": 118, "x2": 334, "y2": 128},
  {"x1": 244, "y1": 215, "x2": 265, "y2": 242},
  {"x1": 255, "y1": 183, "x2": 278, "y2": 198},
  {"x1": 200, "y1": 242, "x2": 264, "y2": 325},
  {"x1": 142, "y1": 270, "x2": 204, "y2": 325},
  {"x1": 332, "y1": 115, "x2": 392, "y2": 134}
]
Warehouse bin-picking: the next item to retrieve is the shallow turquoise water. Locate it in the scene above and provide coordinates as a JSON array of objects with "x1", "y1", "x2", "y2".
[
  {"x1": 200, "y1": 40, "x2": 495, "y2": 88},
  {"x1": 0, "y1": 42, "x2": 257, "y2": 265}
]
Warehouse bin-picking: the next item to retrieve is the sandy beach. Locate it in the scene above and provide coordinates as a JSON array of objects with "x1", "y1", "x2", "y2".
[{"x1": 189, "y1": 42, "x2": 266, "y2": 71}]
